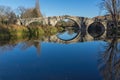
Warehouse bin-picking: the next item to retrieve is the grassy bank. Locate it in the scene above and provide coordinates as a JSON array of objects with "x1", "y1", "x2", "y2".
[
  {"x1": 0, "y1": 24, "x2": 28, "y2": 39},
  {"x1": 0, "y1": 24, "x2": 64, "y2": 38}
]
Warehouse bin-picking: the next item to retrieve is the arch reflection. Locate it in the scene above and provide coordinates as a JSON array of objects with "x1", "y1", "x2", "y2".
[{"x1": 57, "y1": 28, "x2": 80, "y2": 41}]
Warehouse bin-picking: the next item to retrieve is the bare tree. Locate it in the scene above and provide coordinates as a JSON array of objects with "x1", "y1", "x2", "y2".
[
  {"x1": 17, "y1": 6, "x2": 42, "y2": 18},
  {"x1": 22, "y1": 8, "x2": 35, "y2": 18},
  {"x1": 102, "y1": 0, "x2": 120, "y2": 25},
  {"x1": 8, "y1": 11, "x2": 16, "y2": 24},
  {"x1": 0, "y1": 5, "x2": 15, "y2": 24},
  {"x1": 17, "y1": 0, "x2": 42, "y2": 18},
  {"x1": 17, "y1": 6, "x2": 27, "y2": 18},
  {"x1": 101, "y1": 0, "x2": 120, "y2": 37}
]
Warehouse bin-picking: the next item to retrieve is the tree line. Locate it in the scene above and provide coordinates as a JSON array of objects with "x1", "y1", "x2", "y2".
[
  {"x1": 0, "y1": 0, "x2": 120, "y2": 26},
  {"x1": 0, "y1": 5, "x2": 42, "y2": 25}
]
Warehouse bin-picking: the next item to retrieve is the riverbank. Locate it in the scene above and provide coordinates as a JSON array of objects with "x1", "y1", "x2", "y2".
[{"x1": 0, "y1": 24, "x2": 63, "y2": 38}]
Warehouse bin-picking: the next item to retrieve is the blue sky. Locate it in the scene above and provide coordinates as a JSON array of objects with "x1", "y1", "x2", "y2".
[{"x1": 0, "y1": 0, "x2": 103, "y2": 18}]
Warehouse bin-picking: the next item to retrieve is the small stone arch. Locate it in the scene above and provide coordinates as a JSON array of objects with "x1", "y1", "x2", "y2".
[{"x1": 25, "y1": 20, "x2": 44, "y2": 26}]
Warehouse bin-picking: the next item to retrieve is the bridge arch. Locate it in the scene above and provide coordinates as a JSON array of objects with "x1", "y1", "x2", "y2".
[
  {"x1": 26, "y1": 20, "x2": 44, "y2": 26},
  {"x1": 87, "y1": 22, "x2": 105, "y2": 38},
  {"x1": 24, "y1": 18, "x2": 44, "y2": 26},
  {"x1": 53, "y1": 16, "x2": 81, "y2": 29}
]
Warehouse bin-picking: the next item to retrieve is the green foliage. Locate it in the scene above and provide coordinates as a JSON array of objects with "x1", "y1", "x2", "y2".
[
  {"x1": 50, "y1": 27, "x2": 58, "y2": 34},
  {"x1": 37, "y1": 27, "x2": 45, "y2": 35},
  {"x1": 28, "y1": 21, "x2": 43, "y2": 27},
  {"x1": 43, "y1": 26, "x2": 58, "y2": 36},
  {"x1": 0, "y1": 24, "x2": 29, "y2": 39},
  {"x1": 57, "y1": 27, "x2": 64, "y2": 32},
  {"x1": 0, "y1": 24, "x2": 63, "y2": 38},
  {"x1": 28, "y1": 26, "x2": 45, "y2": 38}
]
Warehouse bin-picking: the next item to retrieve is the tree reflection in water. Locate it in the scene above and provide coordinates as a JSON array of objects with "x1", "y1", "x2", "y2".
[
  {"x1": 98, "y1": 36, "x2": 120, "y2": 80},
  {"x1": 1, "y1": 28, "x2": 120, "y2": 80},
  {"x1": 20, "y1": 40, "x2": 41, "y2": 55},
  {"x1": 0, "y1": 38, "x2": 41, "y2": 55}
]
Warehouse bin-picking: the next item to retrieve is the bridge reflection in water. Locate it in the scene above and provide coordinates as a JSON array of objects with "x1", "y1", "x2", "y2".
[
  {"x1": 0, "y1": 26, "x2": 120, "y2": 80},
  {"x1": 0, "y1": 25, "x2": 117, "y2": 53}
]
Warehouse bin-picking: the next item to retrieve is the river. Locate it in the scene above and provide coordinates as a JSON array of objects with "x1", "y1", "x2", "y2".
[{"x1": 0, "y1": 27, "x2": 119, "y2": 80}]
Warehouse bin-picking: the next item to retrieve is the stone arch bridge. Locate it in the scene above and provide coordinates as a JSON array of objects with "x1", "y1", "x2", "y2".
[
  {"x1": 16, "y1": 15, "x2": 112, "y2": 39},
  {"x1": 17, "y1": 15, "x2": 107, "y2": 28}
]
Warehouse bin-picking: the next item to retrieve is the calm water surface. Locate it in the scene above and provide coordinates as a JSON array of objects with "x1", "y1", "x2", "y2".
[{"x1": 0, "y1": 30, "x2": 117, "y2": 80}]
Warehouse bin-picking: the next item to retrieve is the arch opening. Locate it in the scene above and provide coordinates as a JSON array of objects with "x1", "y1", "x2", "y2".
[
  {"x1": 55, "y1": 18, "x2": 80, "y2": 28},
  {"x1": 27, "y1": 21, "x2": 44, "y2": 27},
  {"x1": 57, "y1": 31, "x2": 80, "y2": 41},
  {"x1": 88, "y1": 22, "x2": 105, "y2": 38},
  {"x1": 56, "y1": 18, "x2": 80, "y2": 41},
  {"x1": 55, "y1": 18, "x2": 80, "y2": 33}
]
